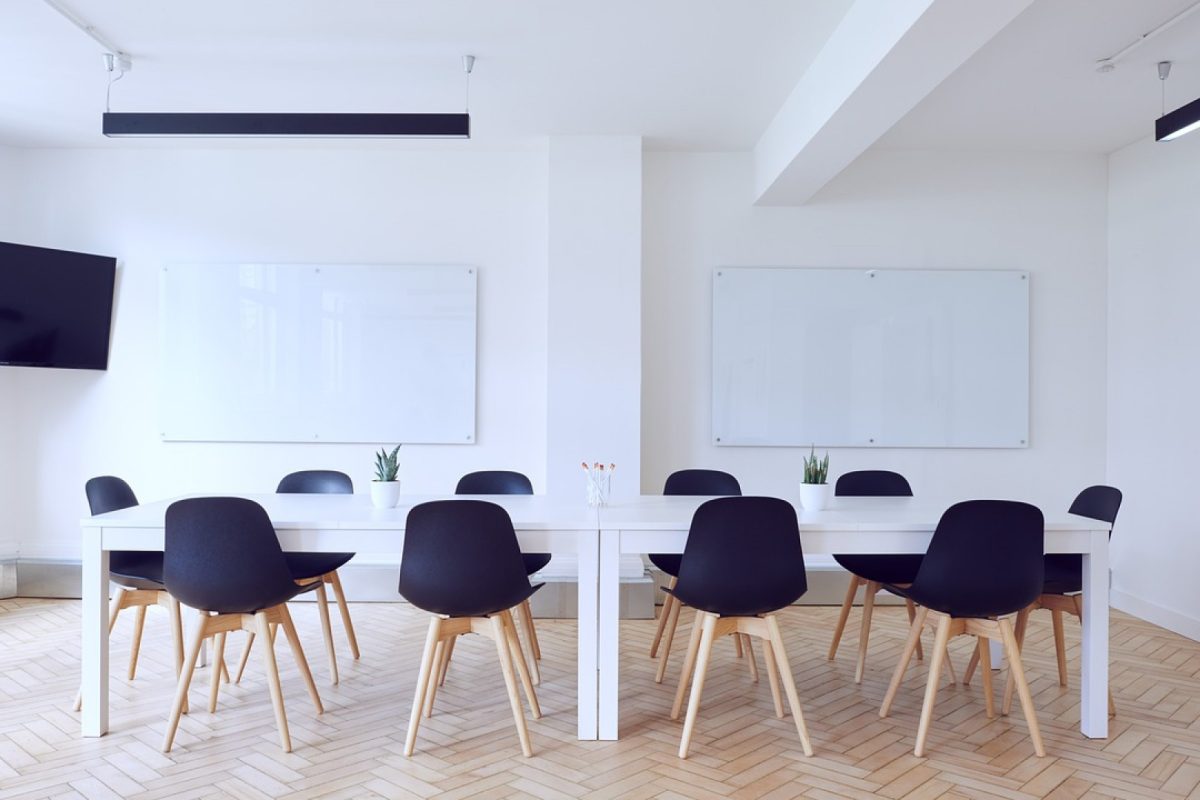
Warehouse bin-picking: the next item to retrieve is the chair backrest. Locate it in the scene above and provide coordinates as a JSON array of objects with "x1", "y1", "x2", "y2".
[
  {"x1": 399, "y1": 500, "x2": 532, "y2": 617},
  {"x1": 455, "y1": 471, "x2": 533, "y2": 495},
  {"x1": 910, "y1": 500, "x2": 1044, "y2": 618},
  {"x1": 674, "y1": 496, "x2": 807, "y2": 615},
  {"x1": 663, "y1": 469, "x2": 742, "y2": 497},
  {"x1": 164, "y1": 497, "x2": 299, "y2": 614},
  {"x1": 277, "y1": 470, "x2": 353, "y2": 494},
  {"x1": 85, "y1": 476, "x2": 139, "y2": 515},
  {"x1": 1069, "y1": 485, "x2": 1122, "y2": 532},
  {"x1": 835, "y1": 470, "x2": 912, "y2": 497}
]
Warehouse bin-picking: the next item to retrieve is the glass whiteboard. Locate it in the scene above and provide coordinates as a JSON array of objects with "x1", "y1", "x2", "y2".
[
  {"x1": 712, "y1": 267, "x2": 1029, "y2": 448},
  {"x1": 160, "y1": 263, "x2": 476, "y2": 444}
]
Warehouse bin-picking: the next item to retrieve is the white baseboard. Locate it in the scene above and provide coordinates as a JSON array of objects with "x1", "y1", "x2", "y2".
[{"x1": 1111, "y1": 588, "x2": 1200, "y2": 642}]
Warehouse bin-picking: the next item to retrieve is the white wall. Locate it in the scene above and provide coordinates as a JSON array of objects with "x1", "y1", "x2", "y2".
[
  {"x1": 643, "y1": 149, "x2": 1109, "y2": 509},
  {"x1": 11, "y1": 146, "x2": 549, "y2": 560},
  {"x1": 1107, "y1": 132, "x2": 1200, "y2": 637}
]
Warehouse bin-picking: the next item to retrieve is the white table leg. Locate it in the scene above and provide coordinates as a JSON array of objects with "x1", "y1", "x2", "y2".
[
  {"x1": 598, "y1": 530, "x2": 620, "y2": 740},
  {"x1": 576, "y1": 529, "x2": 599, "y2": 740},
  {"x1": 81, "y1": 527, "x2": 109, "y2": 737},
  {"x1": 1080, "y1": 529, "x2": 1110, "y2": 738}
]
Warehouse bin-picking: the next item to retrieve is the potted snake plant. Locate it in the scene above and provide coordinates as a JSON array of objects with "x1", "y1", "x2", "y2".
[
  {"x1": 798, "y1": 445, "x2": 830, "y2": 511},
  {"x1": 370, "y1": 444, "x2": 402, "y2": 508}
]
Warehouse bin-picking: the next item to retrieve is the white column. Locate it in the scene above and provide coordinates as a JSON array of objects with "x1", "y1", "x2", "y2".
[{"x1": 546, "y1": 137, "x2": 642, "y2": 503}]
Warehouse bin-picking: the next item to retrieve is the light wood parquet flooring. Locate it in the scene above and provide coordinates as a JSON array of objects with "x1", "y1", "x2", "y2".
[{"x1": 2, "y1": 597, "x2": 1200, "y2": 799}]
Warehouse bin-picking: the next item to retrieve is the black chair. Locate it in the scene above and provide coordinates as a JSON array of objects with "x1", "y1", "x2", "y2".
[
  {"x1": 399, "y1": 500, "x2": 542, "y2": 757},
  {"x1": 161, "y1": 497, "x2": 323, "y2": 753},
  {"x1": 667, "y1": 497, "x2": 813, "y2": 759},
  {"x1": 74, "y1": 477, "x2": 189, "y2": 712},
  {"x1": 827, "y1": 471, "x2": 930, "y2": 684},
  {"x1": 454, "y1": 470, "x2": 545, "y2": 684},
  {"x1": 234, "y1": 470, "x2": 359, "y2": 686},
  {"x1": 963, "y1": 485, "x2": 1121, "y2": 717},
  {"x1": 650, "y1": 469, "x2": 743, "y2": 684},
  {"x1": 879, "y1": 500, "x2": 1045, "y2": 758}
]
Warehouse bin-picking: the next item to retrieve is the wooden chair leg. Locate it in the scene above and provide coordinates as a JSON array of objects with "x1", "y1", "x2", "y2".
[
  {"x1": 208, "y1": 632, "x2": 226, "y2": 713},
  {"x1": 438, "y1": 635, "x2": 455, "y2": 687},
  {"x1": 423, "y1": 640, "x2": 446, "y2": 719},
  {"x1": 678, "y1": 612, "x2": 717, "y2": 759},
  {"x1": 671, "y1": 609, "x2": 705, "y2": 720},
  {"x1": 490, "y1": 614, "x2": 533, "y2": 757},
  {"x1": 655, "y1": 592, "x2": 684, "y2": 684},
  {"x1": 162, "y1": 610, "x2": 207, "y2": 752},
  {"x1": 828, "y1": 575, "x2": 859, "y2": 661},
  {"x1": 1002, "y1": 606, "x2": 1031, "y2": 716},
  {"x1": 1052, "y1": 609, "x2": 1068, "y2": 686},
  {"x1": 313, "y1": 582, "x2": 339, "y2": 685},
  {"x1": 520, "y1": 599, "x2": 542, "y2": 661},
  {"x1": 943, "y1": 642, "x2": 958, "y2": 686},
  {"x1": 855, "y1": 581, "x2": 880, "y2": 684},
  {"x1": 128, "y1": 604, "x2": 148, "y2": 680},
  {"x1": 404, "y1": 616, "x2": 442, "y2": 757},
  {"x1": 503, "y1": 612, "x2": 542, "y2": 719},
  {"x1": 978, "y1": 634, "x2": 995, "y2": 719},
  {"x1": 650, "y1": 580, "x2": 677, "y2": 658},
  {"x1": 743, "y1": 635, "x2": 759, "y2": 683},
  {"x1": 255, "y1": 611, "x2": 292, "y2": 753},
  {"x1": 999, "y1": 616, "x2": 1044, "y2": 757},
  {"x1": 515, "y1": 600, "x2": 542, "y2": 685},
  {"x1": 278, "y1": 604, "x2": 323, "y2": 715},
  {"x1": 168, "y1": 595, "x2": 189, "y2": 714},
  {"x1": 963, "y1": 643, "x2": 980, "y2": 686},
  {"x1": 905, "y1": 599, "x2": 925, "y2": 662},
  {"x1": 881, "y1": 605, "x2": 927, "y2": 718},
  {"x1": 234, "y1": 632, "x2": 255, "y2": 684},
  {"x1": 762, "y1": 638, "x2": 785, "y2": 719},
  {"x1": 913, "y1": 614, "x2": 952, "y2": 757},
  {"x1": 735, "y1": 630, "x2": 744, "y2": 658},
  {"x1": 765, "y1": 614, "x2": 813, "y2": 756},
  {"x1": 327, "y1": 571, "x2": 360, "y2": 660}
]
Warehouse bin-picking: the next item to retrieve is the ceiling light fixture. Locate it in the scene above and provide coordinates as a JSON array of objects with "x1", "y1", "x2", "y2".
[
  {"x1": 1094, "y1": 0, "x2": 1200, "y2": 72},
  {"x1": 100, "y1": 52, "x2": 476, "y2": 139},
  {"x1": 1156, "y1": 60, "x2": 1200, "y2": 142}
]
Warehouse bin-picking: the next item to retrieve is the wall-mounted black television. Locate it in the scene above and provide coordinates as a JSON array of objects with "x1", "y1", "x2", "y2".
[{"x1": 0, "y1": 241, "x2": 117, "y2": 370}]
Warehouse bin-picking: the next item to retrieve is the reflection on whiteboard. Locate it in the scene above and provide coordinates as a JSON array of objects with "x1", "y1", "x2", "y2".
[
  {"x1": 712, "y1": 268, "x2": 1028, "y2": 448},
  {"x1": 160, "y1": 263, "x2": 476, "y2": 444}
]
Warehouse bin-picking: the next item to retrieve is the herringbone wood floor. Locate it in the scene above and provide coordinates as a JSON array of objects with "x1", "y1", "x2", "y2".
[{"x1": 1, "y1": 598, "x2": 1199, "y2": 799}]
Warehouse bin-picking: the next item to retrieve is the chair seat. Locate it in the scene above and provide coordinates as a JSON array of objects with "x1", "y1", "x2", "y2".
[
  {"x1": 523, "y1": 553, "x2": 552, "y2": 576},
  {"x1": 885, "y1": 582, "x2": 1032, "y2": 620},
  {"x1": 648, "y1": 553, "x2": 682, "y2": 577},
  {"x1": 285, "y1": 552, "x2": 355, "y2": 580},
  {"x1": 414, "y1": 582, "x2": 544, "y2": 619},
  {"x1": 1042, "y1": 554, "x2": 1083, "y2": 595},
  {"x1": 110, "y1": 551, "x2": 165, "y2": 590},
  {"x1": 663, "y1": 583, "x2": 802, "y2": 618},
  {"x1": 833, "y1": 554, "x2": 922, "y2": 585}
]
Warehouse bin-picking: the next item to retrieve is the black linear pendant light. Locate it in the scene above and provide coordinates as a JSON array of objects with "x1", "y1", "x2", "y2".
[
  {"x1": 102, "y1": 112, "x2": 470, "y2": 138},
  {"x1": 1155, "y1": 60, "x2": 1200, "y2": 142},
  {"x1": 100, "y1": 53, "x2": 475, "y2": 139}
]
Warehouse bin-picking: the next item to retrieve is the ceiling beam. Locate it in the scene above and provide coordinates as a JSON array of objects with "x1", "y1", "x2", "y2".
[{"x1": 753, "y1": 0, "x2": 1035, "y2": 206}]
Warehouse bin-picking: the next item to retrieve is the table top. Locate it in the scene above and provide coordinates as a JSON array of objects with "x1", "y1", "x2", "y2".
[{"x1": 84, "y1": 492, "x2": 1109, "y2": 533}]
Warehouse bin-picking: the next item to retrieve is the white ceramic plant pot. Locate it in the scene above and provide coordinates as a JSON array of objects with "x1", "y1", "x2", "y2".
[
  {"x1": 798, "y1": 482, "x2": 830, "y2": 511},
  {"x1": 370, "y1": 480, "x2": 401, "y2": 509}
]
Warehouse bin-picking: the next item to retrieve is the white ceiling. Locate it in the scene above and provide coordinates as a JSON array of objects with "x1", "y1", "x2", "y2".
[
  {"x1": 878, "y1": 0, "x2": 1200, "y2": 153},
  {"x1": 0, "y1": 0, "x2": 853, "y2": 149}
]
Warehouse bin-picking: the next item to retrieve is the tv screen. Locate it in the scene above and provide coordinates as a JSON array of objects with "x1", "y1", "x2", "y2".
[{"x1": 0, "y1": 241, "x2": 117, "y2": 370}]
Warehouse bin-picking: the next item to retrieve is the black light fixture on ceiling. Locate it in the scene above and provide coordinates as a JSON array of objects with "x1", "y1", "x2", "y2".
[
  {"x1": 98, "y1": 51, "x2": 474, "y2": 139},
  {"x1": 1155, "y1": 61, "x2": 1200, "y2": 142}
]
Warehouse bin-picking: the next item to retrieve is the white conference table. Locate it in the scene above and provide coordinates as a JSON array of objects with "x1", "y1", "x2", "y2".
[
  {"x1": 80, "y1": 493, "x2": 1111, "y2": 742},
  {"x1": 597, "y1": 495, "x2": 1111, "y2": 740}
]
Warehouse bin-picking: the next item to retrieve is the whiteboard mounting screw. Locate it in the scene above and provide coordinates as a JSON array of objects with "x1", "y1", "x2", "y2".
[
  {"x1": 716, "y1": 437, "x2": 721, "y2": 442},
  {"x1": 869, "y1": 438, "x2": 875, "y2": 443}
]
